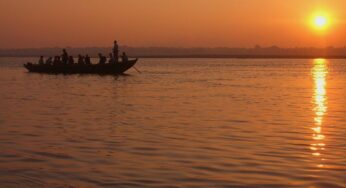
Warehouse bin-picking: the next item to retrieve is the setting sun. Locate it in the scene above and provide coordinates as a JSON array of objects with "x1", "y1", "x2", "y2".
[
  {"x1": 311, "y1": 13, "x2": 330, "y2": 31},
  {"x1": 315, "y1": 16, "x2": 328, "y2": 28}
]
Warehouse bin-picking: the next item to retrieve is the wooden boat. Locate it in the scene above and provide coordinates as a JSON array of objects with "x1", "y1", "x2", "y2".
[{"x1": 24, "y1": 59, "x2": 138, "y2": 74}]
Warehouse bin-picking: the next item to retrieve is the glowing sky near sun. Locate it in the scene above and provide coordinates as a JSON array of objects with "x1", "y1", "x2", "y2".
[{"x1": 0, "y1": 0, "x2": 345, "y2": 48}]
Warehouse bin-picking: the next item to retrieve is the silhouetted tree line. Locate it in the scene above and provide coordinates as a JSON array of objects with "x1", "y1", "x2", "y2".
[{"x1": 1, "y1": 46, "x2": 346, "y2": 58}]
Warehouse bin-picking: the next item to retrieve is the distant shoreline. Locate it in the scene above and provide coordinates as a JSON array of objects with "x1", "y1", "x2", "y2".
[
  {"x1": 2, "y1": 55, "x2": 346, "y2": 59},
  {"x1": 134, "y1": 55, "x2": 346, "y2": 59},
  {"x1": 1, "y1": 46, "x2": 346, "y2": 59}
]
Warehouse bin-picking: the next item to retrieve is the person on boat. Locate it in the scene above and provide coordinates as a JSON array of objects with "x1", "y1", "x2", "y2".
[
  {"x1": 78, "y1": 55, "x2": 85, "y2": 65},
  {"x1": 108, "y1": 53, "x2": 115, "y2": 64},
  {"x1": 61, "y1": 49, "x2": 69, "y2": 64},
  {"x1": 85, "y1": 55, "x2": 91, "y2": 65},
  {"x1": 121, "y1": 52, "x2": 128, "y2": 62},
  {"x1": 45, "y1": 57, "x2": 53, "y2": 65},
  {"x1": 113, "y1": 40, "x2": 119, "y2": 63},
  {"x1": 38, "y1": 56, "x2": 44, "y2": 65},
  {"x1": 53, "y1": 56, "x2": 57, "y2": 65},
  {"x1": 98, "y1": 53, "x2": 106, "y2": 64},
  {"x1": 68, "y1": 56, "x2": 74, "y2": 64},
  {"x1": 53, "y1": 56, "x2": 62, "y2": 65}
]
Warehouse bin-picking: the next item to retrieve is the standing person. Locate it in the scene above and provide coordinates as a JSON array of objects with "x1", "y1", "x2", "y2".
[
  {"x1": 61, "y1": 49, "x2": 69, "y2": 64},
  {"x1": 113, "y1": 40, "x2": 119, "y2": 63}
]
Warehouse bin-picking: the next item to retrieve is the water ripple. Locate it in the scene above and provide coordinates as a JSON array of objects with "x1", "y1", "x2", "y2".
[{"x1": 0, "y1": 58, "x2": 345, "y2": 187}]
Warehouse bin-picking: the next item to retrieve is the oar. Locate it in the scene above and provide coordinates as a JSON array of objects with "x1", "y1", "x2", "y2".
[{"x1": 133, "y1": 66, "x2": 141, "y2": 73}]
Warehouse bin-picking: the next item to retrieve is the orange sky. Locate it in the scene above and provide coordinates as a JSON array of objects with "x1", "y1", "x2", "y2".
[{"x1": 0, "y1": 0, "x2": 345, "y2": 48}]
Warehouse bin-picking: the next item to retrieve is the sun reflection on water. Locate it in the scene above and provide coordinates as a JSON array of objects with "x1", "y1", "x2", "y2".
[{"x1": 311, "y1": 59, "x2": 328, "y2": 167}]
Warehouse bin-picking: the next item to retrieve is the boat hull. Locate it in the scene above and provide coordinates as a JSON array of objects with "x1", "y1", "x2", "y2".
[{"x1": 24, "y1": 59, "x2": 138, "y2": 75}]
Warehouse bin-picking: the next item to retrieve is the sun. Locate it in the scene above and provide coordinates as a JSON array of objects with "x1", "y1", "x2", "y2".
[
  {"x1": 314, "y1": 15, "x2": 328, "y2": 29},
  {"x1": 314, "y1": 16, "x2": 327, "y2": 28},
  {"x1": 311, "y1": 13, "x2": 330, "y2": 31}
]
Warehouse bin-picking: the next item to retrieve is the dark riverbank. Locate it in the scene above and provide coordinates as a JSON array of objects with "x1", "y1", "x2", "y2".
[
  {"x1": 1, "y1": 46, "x2": 346, "y2": 59},
  {"x1": 2, "y1": 55, "x2": 346, "y2": 59}
]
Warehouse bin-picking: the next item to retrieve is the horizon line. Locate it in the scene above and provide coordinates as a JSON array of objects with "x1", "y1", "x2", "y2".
[
  {"x1": 1, "y1": 45, "x2": 346, "y2": 50},
  {"x1": 2, "y1": 55, "x2": 346, "y2": 59}
]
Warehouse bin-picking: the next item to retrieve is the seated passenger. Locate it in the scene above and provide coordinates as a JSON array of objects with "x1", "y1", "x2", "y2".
[
  {"x1": 68, "y1": 56, "x2": 74, "y2": 64},
  {"x1": 78, "y1": 55, "x2": 85, "y2": 65},
  {"x1": 85, "y1": 55, "x2": 91, "y2": 64},
  {"x1": 121, "y1": 52, "x2": 128, "y2": 62},
  {"x1": 38, "y1": 56, "x2": 44, "y2": 65},
  {"x1": 45, "y1": 57, "x2": 53, "y2": 65},
  {"x1": 53, "y1": 56, "x2": 62, "y2": 65},
  {"x1": 98, "y1": 53, "x2": 106, "y2": 64},
  {"x1": 108, "y1": 53, "x2": 115, "y2": 64}
]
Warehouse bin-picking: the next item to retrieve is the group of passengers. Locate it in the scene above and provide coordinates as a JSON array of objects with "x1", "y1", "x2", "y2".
[{"x1": 38, "y1": 41, "x2": 128, "y2": 65}]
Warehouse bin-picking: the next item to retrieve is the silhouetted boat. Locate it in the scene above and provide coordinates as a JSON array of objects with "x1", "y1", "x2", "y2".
[{"x1": 24, "y1": 59, "x2": 138, "y2": 74}]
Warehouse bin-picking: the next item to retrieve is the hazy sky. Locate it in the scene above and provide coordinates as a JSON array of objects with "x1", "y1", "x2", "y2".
[{"x1": 0, "y1": 0, "x2": 345, "y2": 48}]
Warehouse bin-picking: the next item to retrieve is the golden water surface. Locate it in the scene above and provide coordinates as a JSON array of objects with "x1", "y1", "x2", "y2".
[{"x1": 0, "y1": 58, "x2": 345, "y2": 188}]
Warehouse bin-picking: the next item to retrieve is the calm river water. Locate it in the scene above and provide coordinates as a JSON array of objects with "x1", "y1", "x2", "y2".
[{"x1": 0, "y1": 58, "x2": 345, "y2": 188}]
